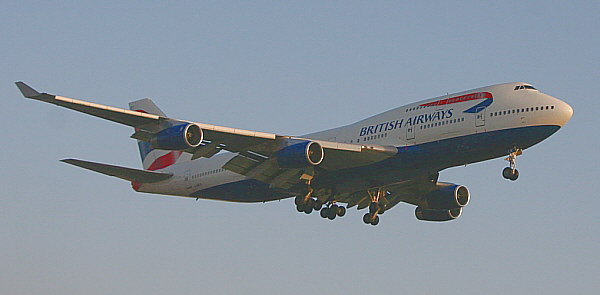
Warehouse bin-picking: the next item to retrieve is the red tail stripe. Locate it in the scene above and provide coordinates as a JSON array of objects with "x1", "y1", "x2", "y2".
[{"x1": 147, "y1": 151, "x2": 183, "y2": 171}]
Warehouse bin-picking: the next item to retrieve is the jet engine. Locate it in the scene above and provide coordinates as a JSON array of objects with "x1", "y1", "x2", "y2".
[
  {"x1": 424, "y1": 183, "x2": 470, "y2": 210},
  {"x1": 276, "y1": 141, "x2": 324, "y2": 168},
  {"x1": 415, "y1": 183, "x2": 470, "y2": 222},
  {"x1": 415, "y1": 207, "x2": 462, "y2": 222},
  {"x1": 150, "y1": 123, "x2": 203, "y2": 150}
]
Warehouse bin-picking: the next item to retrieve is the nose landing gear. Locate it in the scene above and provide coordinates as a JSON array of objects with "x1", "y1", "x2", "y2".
[{"x1": 502, "y1": 148, "x2": 522, "y2": 181}]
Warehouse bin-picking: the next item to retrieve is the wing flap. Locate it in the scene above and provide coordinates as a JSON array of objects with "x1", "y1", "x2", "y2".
[{"x1": 61, "y1": 159, "x2": 172, "y2": 183}]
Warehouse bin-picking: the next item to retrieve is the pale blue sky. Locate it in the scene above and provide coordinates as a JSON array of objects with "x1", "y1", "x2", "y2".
[{"x1": 1, "y1": 1, "x2": 599, "y2": 294}]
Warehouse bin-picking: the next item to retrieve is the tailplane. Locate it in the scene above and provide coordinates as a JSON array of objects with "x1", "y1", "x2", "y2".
[{"x1": 128, "y1": 99, "x2": 190, "y2": 170}]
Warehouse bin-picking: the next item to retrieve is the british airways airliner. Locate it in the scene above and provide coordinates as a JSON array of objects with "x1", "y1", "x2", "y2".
[{"x1": 16, "y1": 81, "x2": 572, "y2": 225}]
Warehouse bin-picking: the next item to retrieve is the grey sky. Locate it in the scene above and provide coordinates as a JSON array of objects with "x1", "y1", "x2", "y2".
[{"x1": 1, "y1": 1, "x2": 598, "y2": 294}]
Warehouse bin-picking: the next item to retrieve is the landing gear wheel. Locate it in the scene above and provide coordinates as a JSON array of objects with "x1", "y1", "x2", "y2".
[
  {"x1": 502, "y1": 167, "x2": 519, "y2": 181},
  {"x1": 303, "y1": 206, "x2": 313, "y2": 214},
  {"x1": 313, "y1": 200, "x2": 323, "y2": 211},
  {"x1": 363, "y1": 213, "x2": 372, "y2": 224},
  {"x1": 370, "y1": 215, "x2": 380, "y2": 226},
  {"x1": 320, "y1": 207, "x2": 329, "y2": 218},
  {"x1": 327, "y1": 207, "x2": 337, "y2": 220},
  {"x1": 294, "y1": 196, "x2": 304, "y2": 206},
  {"x1": 336, "y1": 206, "x2": 346, "y2": 217}
]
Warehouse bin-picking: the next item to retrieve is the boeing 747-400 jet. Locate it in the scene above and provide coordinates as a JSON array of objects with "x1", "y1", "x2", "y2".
[{"x1": 16, "y1": 81, "x2": 572, "y2": 225}]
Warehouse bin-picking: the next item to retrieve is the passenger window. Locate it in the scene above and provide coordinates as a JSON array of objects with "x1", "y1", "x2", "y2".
[
  {"x1": 516, "y1": 109, "x2": 520, "y2": 113},
  {"x1": 551, "y1": 106, "x2": 555, "y2": 109}
]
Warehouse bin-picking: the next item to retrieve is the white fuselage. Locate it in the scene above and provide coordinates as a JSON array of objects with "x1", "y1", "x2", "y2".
[{"x1": 138, "y1": 82, "x2": 573, "y2": 199}]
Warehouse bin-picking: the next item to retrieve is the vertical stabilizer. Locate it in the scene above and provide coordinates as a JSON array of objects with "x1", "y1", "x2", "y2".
[{"x1": 128, "y1": 99, "x2": 189, "y2": 170}]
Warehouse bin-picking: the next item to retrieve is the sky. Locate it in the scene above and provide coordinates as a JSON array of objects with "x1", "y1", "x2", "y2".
[{"x1": 1, "y1": 1, "x2": 599, "y2": 294}]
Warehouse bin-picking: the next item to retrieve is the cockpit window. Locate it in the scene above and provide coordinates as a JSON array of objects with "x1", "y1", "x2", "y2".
[{"x1": 514, "y1": 85, "x2": 537, "y2": 90}]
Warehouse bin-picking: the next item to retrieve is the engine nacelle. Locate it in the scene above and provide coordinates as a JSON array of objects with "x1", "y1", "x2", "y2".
[
  {"x1": 276, "y1": 141, "x2": 324, "y2": 168},
  {"x1": 424, "y1": 183, "x2": 470, "y2": 210},
  {"x1": 415, "y1": 207, "x2": 462, "y2": 222},
  {"x1": 150, "y1": 123, "x2": 203, "y2": 150}
]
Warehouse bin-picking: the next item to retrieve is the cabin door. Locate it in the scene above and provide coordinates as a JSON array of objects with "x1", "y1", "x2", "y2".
[
  {"x1": 475, "y1": 107, "x2": 486, "y2": 133},
  {"x1": 406, "y1": 124, "x2": 415, "y2": 141}
]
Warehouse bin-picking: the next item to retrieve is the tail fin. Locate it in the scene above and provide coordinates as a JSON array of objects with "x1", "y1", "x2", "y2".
[{"x1": 128, "y1": 99, "x2": 189, "y2": 170}]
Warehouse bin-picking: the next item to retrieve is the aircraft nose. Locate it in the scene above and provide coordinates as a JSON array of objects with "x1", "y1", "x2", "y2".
[{"x1": 555, "y1": 98, "x2": 573, "y2": 127}]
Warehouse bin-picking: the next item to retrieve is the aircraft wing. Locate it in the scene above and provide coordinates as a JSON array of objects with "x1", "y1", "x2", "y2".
[
  {"x1": 17, "y1": 82, "x2": 397, "y2": 187},
  {"x1": 15, "y1": 82, "x2": 277, "y2": 153}
]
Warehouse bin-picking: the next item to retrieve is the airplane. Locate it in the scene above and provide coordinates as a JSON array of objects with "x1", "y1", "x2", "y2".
[{"x1": 16, "y1": 81, "x2": 573, "y2": 225}]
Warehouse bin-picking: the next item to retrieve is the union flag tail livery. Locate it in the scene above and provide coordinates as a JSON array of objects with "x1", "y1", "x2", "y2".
[
  {"x1": 129, "y1": 98, "x2": 189, "y2": 171},
  {"x1": 17, "y1": 81, "x2": 573, "y2": 226}
]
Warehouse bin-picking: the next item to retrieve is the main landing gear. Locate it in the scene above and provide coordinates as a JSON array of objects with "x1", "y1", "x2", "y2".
[
  {"x1": 294, "y1": 191, "x2": 322, "y2": 214},
  {"x1": 363, "y1": 188, "x2": 387, "y2": 226},
  {"x1": 320, "y1": 203, "x2": 346, "y2": 220},
  {"x1": 295, "y1": 194, "x2": 346, "y2": 220},
  {"x1": 502, "y1": 148, "x2": 522, "y2": 181}
]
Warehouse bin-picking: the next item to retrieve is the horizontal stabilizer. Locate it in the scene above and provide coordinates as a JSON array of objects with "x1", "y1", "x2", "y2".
[{"x1": 61, "y1": 159, "x2": 172, "y2": 183}]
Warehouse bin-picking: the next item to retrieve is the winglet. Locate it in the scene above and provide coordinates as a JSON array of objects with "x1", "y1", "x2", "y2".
[{"x1": 15, "y1": 81, "x2": 42, "y2": 98}]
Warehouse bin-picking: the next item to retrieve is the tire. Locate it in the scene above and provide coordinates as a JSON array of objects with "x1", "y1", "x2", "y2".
[
  {"x1": 303, "y1": 206, "x2": 313, "y2": 214},
  {"x1": 320, "y1": 208, "x2": 329, "y2": 218},
  {"x1": 327, "y1": 208, "x2": 336, "y2": 220},
  {"x1": 336, "y1": 206, "x2": 346, "y2": 217},
  {"x1": 313, "y1": 200, "x2": 323, "y2": 211},
  {"x1": 371, "y1": 215, "x2": 380, "y2": 226},
  {"x1": 295, "y1": 196, "x2": 305, "y2": 206},
  {"x1": 510, "y1": 169, "x2": 519, "y2": 181},
  {"x1": 502, "y1": 167, "x2": 513, "y2": 179},
  {"x1": 363, "y1": 213, "x2": 372, "y2": 224}
]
